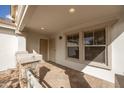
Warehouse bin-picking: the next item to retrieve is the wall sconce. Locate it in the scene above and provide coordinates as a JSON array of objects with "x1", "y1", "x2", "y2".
[{"x1": 59, "y1": 36, "x2": 62, "y2": 40}]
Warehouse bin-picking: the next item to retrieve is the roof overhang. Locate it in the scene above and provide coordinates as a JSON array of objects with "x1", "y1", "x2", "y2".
[{"x1": 17, "y1": 5, "x2": 124, "y2": 35}]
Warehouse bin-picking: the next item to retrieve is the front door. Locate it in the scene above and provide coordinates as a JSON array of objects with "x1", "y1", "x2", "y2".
[
  {"x1": 49, "y1": 38, "x2": 56, "y2": 62},
  {"x1": 40, "y1": 39, "x2": 48, "y2": 61}
]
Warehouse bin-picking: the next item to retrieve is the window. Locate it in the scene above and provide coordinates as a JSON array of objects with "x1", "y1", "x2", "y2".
[
  {"x1": 84, "y1": 28, "x2": 106, "y2": 64},
  {"x1": 66, "y1": 33, "x2": 79, "y2": 59},
  {"x1": 65, "y1": 24, "x2": 111, "y2": 69}
]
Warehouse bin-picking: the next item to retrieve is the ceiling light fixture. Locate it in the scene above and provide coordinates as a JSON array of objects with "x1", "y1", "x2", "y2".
[
  {"x1": 69, "y1": 8, "x2": 75, "y2": 13},
  {"x1": 41, "y1": 27, "x2": 45, "y2": 30}
]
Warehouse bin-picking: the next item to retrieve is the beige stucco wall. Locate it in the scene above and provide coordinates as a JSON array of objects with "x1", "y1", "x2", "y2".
[
  {"x1": 17, "y1": 35, "x2": 26, "y2": 51},
  {"x1": 111, "y1": 14, "x2": 124, "y2": 76},
  {"x1": 0, "y1": 27, "x2": 48, "y2": 71},
  {"x1": 25, "y1": 31, "x2": 49, "y2": 54},
  {"x1": 0, "y1": 27, "x2": 18, "y2": 71}
]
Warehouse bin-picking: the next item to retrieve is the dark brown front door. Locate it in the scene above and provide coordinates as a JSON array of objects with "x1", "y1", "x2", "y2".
[
  {"x1": 40, "y1": 39, "x2": 48, "y2": 61},
  {"x1": 49, "y1": 38, "x2": 56, "y2": 62}
]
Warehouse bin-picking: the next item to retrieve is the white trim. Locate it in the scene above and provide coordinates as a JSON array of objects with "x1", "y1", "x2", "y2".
[
  {"x1": 65, "y1": 32, "x2": 80, "y2": 60},
  {"x1": 83, "y1": 26, "x2": 110, "y2": 69},
  {"x1": 47, "y1": 39, "x2": 50, "y2": 61},
  {"x1": 85, "y1": 45, "x2": 106, "y2": 47},
  {"x1": 0, "y1": 24, "x2": 16, "y2": 30},
  {"x1": 16, "y1": 5, "x2": 28, "y2": 31}
]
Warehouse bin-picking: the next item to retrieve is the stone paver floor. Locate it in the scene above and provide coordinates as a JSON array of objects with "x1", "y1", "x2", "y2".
[{"x1": 37, "y1": 61, "x2": 114, "y2": 88}]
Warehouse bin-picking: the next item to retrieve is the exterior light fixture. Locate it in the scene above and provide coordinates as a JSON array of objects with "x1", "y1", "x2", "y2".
[
  {"x1": 41, "y1": 27, "x2": 45, "y2": 30},
  {"x1": 59, "y1": 36, "x2": 62, "y2": 40},
  {"x1": 69, "y1": 8, "x2": 75, "y2": 13}
]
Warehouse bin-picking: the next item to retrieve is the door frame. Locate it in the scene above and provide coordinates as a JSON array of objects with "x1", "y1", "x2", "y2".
[
  {"x1": 49, "y1": 38, "x2": 56, "y2": 62},
  {"x1": 40, "y1": 38, "x2": 49, "y2": 61}
]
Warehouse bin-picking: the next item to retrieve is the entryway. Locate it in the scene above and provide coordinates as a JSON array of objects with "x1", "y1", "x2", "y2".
[
  {"x1": 49, "y1": 38, "x2": 56, "y2": 62},
  {"x1": 40, "y1": 39, "x2": 48, "y2": 61}
]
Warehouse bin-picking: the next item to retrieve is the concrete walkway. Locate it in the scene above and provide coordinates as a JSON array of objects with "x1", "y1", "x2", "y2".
[{"x1": 38, "y1": 61, "x2": 114, "y2": 88}]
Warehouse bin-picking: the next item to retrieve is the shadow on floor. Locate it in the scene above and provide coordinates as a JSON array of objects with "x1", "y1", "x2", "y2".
[
  {"x1": 65, "y1": 69, "x2": 91, "y2": 88},
  {"x1": 39, "y1": 66, "x2": 52, "y2": 88},
  {"x1": 46, "y1": 61, "x2": 91, "y2": 88}
]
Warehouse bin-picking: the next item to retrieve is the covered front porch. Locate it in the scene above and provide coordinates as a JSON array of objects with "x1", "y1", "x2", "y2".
[
  {"x1": 0, "y1": 5, "x2": 124, "y2": 88},
  {"x1": 31, "y1": 61, "x2": 114, "y2": 88},
  {"x1": 15, "y1": 5, "x2": 124, "y2": 88}
]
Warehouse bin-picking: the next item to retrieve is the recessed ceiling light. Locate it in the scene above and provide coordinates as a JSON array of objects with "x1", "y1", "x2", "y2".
[
  {"x1": 41, "y1": 27, "x2": 45, "y2": 30},
  {"x1": 69, "y1": 8, "x2": 75, "y2": 13}
]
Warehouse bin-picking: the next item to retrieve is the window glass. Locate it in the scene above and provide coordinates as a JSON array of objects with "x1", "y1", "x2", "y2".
[
  {"x1": 85, "y1": 46, "x2": 105, "y2": 63},
  {"x1": 66, "y1": 33, "x2": 79, "y2": 59},
  {"x1": 68, "y1": 47, "x2": 79, "y2": 59},
  {"x1": 67, "y1": 34, "x2": 79, "y2": 46},
  {"x1": 94, "y1": 29, "x2": 105, "y2": 45},
  {"x1": 84, "y1": 32, "x2": 93, "y2": 45},
  {"x1": 84, "y1": 28, "x2": 106, "y2": 64}
]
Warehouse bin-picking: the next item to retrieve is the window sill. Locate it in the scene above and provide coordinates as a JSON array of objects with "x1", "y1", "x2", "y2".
[
  {"x1": 66, "y1": 57, "x2": 80, "y2": 63},
  {"x1": 84, "y1": 60, "x2": 111, "y2": 70}
]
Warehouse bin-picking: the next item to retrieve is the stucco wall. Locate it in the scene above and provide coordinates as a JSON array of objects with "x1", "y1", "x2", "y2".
[
  {"x1": 55, "y1": 15, "x2": 124, "y2": 83},
  {"x1": 111, "y1": 15, "x2": 124, "y2": 76},
  {"x1": 0, "y1": 27, "x2": 18, "y2": 71},
  {"x1": 17, "y1": 35, "x2": 26, "y2": 51},
  {"x1": 26, "y1": 31, "x2": 48, "y2": 54}
]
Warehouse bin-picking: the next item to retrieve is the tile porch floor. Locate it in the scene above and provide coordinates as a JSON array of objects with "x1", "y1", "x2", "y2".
[{"x1": 38, "y1": 61, "x2": 114, "y2": 88}]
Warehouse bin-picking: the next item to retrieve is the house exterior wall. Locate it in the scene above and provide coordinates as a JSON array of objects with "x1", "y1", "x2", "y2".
[
  {"x1": 111, "y1": 14, "x2": 124, "y2": 76},
  {"x1": 17, "y1": 35, "x2": 26, "y2": 51},
  {"x1": 55, "y1": 15, "x2": 124, "y2": 83},
  {"x1": 0, "y1": 27, "x2": 18, "y2": 71},
  {"x1": 55, "y1": 32, "x2": 114, "y2": 83},
  {"x1": 49, "y1": 37, "x2": 56, "y2": 62},
  {"x1": 25, "y1": 31, "x2": 48, "y2": 54},
  {"x1": 0, "y1": 27, "x2": 48, "y2": 71}
]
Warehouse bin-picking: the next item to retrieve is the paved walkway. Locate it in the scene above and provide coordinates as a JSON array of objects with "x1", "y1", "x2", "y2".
[{"x1": 38, "y1": 61, "x2": 114, "y2": 88}]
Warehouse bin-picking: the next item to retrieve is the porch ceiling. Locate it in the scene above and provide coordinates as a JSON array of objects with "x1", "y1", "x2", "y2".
[{"x1": 22, "y1": 5, "x2": 123, "y2": 35}]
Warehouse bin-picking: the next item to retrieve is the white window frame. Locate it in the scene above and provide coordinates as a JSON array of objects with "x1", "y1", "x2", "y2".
[
  {"x1": 65, "y1": 22, "x2": 113, "y2": 69},
  {"x1": 65, "y1": 32, "x2": 80, "y2": 62},
  {"x1": 82, "y1": 26, "x2": 110, "y2": 69}
]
